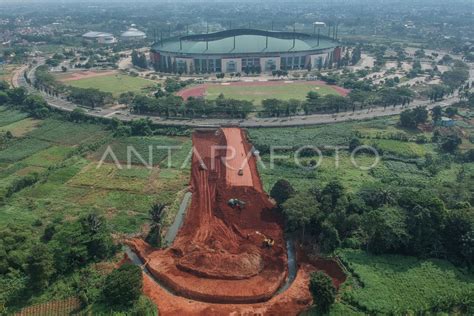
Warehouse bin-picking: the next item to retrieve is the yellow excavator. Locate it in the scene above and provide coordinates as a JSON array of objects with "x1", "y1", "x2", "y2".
[{"x1": 255, "y1": 231, "x2": 275, "y2": 248}]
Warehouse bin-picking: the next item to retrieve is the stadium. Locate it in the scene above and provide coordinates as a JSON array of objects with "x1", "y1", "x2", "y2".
[{"x1": 150, "y1": 28, "x2": 342, "y2": 74}]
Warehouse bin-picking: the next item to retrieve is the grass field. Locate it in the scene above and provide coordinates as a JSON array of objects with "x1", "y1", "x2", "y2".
[
  {"x1": 61, "y1": 73, "x2": 155, "y2": 97},
  {"x1": 338, "y1": 249, "x2": 474, "y2": 314},
  {"x1": 205, "y1": 83, "x2": 341, "y2": 105}
]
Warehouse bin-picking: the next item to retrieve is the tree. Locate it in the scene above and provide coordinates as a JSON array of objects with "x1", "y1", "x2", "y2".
[
  {"x1": 321, "y1": 180, "x2": 345, "y2": 209},
  {"x1": 351, "y1": 46, "x2": 362, "y2": 65},
  {"x1": 103, "y1": 264, "x2": 143, "y2": 308},
  {"x1": 130, "y1": 118, "x2": 153, "y2": 136},
  {"x1": 51, "y1": 214, "x2": 116, "y2": 273},
  {"x1": 399, "y1": 106, "x2": 428, "y2": 128},
  {"x1": 7, "y1": 87, "x2": 27, "y2": 104},
  {"x1": 145, "y1": 203, "x2": 166, "y2": 247},
  {"x1": 26, "y1": 243, "x2": 55, "y2": 289},
  {"x1": 270, "y1": 179, "x2": 295, "y2": 205},
  {"x1": 0, "y1": 80, "x2": 9, "y2": 91},
  {"x1": 309, "y1": 271, "x2": 336, "y2": 314},
  {"x1": 362, "y1": 207, "x2": 408, "y2": 254},
  {"x1": 319, "y1": 222, "x2": 341, "y2": 253},
  {"x1": 282, "y1": 193, "x2": 318, "y2": 240},
  {"x1": 399, "y1": 189, "x2": 447, "y2": 257},
  {"x1": 348, "y1": 137, "x2": 362, "y2": 152},
  {"x1": 0, "y1": 91, "x2": 9, "y2": 105},
  {"x1": 431, "y1": 105, "x2": 443, "y2": 122},
  {"x1": 443, "y1": 209, "x2": 473, "y2": 265},
  {"x1": 441, "y1": 68, "x2": 469, "y2": 89},
  {"x1": 303, "y1": 91, "x2": 321, "y2": 114},
  {"x1": 440, "y1": 134, "x2": 462, "y2": 153}
]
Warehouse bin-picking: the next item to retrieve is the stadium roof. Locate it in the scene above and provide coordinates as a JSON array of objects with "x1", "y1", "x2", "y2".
[
  {"x1": 153, "y1": 29, "x2": 337, "y2": 55},
  {"x1": 121, "y1": 28, "x2": 146, "y2": 38},
  {"x1": 82, "y1": 31, "x2": 114, "y2": 38}
]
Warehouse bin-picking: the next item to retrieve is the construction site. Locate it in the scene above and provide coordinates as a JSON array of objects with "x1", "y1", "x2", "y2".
[{"x1": 126, "y1": 127, "x2": 346, "y2": 315}]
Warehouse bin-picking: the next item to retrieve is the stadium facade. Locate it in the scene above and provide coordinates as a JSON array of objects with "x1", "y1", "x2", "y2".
[{"x1": 150, "y1": 29, "x2": 341, "y2": 74}]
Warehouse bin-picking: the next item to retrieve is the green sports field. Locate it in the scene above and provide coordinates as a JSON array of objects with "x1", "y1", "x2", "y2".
[
  {"x1": 63, "y1": 74, "x2": 155, "y2": 96},
  {"x1": 205, "y1": 83, "x2": 341, "y2": 105}
]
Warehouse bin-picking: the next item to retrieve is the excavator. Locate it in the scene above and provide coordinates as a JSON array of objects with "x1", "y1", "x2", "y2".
[
  {"x1": 227, "y1": 198, "x2": 246, "y2": 209},
  {"x1": 254, "y1": 231, "x2": 275, "y2": 248}
]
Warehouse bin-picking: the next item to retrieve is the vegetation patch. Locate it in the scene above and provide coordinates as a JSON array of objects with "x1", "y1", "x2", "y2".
[
  {"x1": 0, "y1": 138, "x2": 51, "y2": 163},
  {"x1": 0, "y1": 107, "x2": 29, "y2": 127},
  {"x1": 0, "y1": 118, "x2": 41, "y2": 137},
  {"x1": 28, "y1": 119, "x2": 109, "y2": 145},
  {"x1": 339, "y1": 249, "x2": 474, "y2": 314},
  {"x1": 92, "y1": 136, "x2": 184, "y2": 166},
  {"x1": 206, "y1": 83, "x2": 340, "y2": 106},
  {"x1": 63, "y1": 74, "x2": 155, "y2": 97},
  {"x1": 22, "y1": 146, "x2": 74, "y2": 167}
]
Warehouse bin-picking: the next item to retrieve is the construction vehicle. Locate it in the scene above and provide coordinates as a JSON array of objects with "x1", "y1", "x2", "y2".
[
  {"x1": 227, "y1": 198, "x2": 246, "y2": 209},
  {"x1": 255, "y1": 231, "x2": 275, "y2": 248},
  {"x1": 238, "y1": 168, "x2": 244, "y2": 176}
]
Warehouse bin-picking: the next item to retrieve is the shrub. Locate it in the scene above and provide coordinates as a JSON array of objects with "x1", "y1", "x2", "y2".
[
  {"x1": 309, "y1": 271, "x2": 336, "y2": 314},
  {"x1": 270, "y1": 179, "x2": 295, "y2": 205},
  {"x1": 102, "y1": 264, "x2": 143, "y2": 308}
]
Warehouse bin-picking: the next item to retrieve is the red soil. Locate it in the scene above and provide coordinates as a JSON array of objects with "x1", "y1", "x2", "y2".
[
  {"x1": 176, "y1": 80, "x2": 350, "y2": 100},
  {"x1": 127, "y1": 127, "x2": 347, "y2": 315}
]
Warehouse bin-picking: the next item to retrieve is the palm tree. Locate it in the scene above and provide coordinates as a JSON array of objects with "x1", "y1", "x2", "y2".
[
  {"x1": 149, "y1": 203, "x2": 166, "y2": 224},
  {"x1": 146, "y1": 203, "x2": 167, "y2": 248}
]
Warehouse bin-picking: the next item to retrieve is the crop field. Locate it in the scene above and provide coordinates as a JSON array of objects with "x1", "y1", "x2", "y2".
[
  {"x1": 92, "y1": 136, "x2": 186, "y2": 166},
  {"x1": 338, "y1": 249, "x2": 474, "y2": 314},
  {"x1": 60, "y1": 73, "x2": 155, "y2": 96},
  {"x1": 0, "y1": 106, "x2": 29, "y2": 127},
  {"x1": 0, "y1": 118, "x2": 41, "y2": 137},
  {"x1": 27, "y1": 119, "x2": 110, "y2": 145},
  {"x1": 253, "y1": 115, "x2": 470, "y2": 193},
  {"x1": 0, "y1": 110, "x2": 188, "y2": 234}
]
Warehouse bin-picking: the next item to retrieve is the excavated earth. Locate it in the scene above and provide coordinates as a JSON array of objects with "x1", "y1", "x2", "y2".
[{"x1": 127, "y1": 127, "x2": 347, "y2": 315}]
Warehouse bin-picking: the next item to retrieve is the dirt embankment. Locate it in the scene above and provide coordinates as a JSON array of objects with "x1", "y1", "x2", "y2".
[
  {"x1": 130, "y1": 127, "x2": 287, "y2": 304},
  {"x1": 127, "y1": 127, "x2": 347, "y2": 315}
]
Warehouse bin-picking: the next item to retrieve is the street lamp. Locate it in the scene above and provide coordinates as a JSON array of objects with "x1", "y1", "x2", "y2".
[{"x1": 313, "y1": 22, "x2": 326, "y2": 46}]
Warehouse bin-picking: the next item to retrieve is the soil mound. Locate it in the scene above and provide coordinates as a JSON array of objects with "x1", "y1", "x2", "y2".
[{"x1": 132, "y1": 127, "x2": 287, "y2": 303}]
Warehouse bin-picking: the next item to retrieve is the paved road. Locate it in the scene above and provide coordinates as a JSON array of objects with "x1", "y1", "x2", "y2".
[{"x1": 13, "y1": 60, "x2": 470, "y2": 128}]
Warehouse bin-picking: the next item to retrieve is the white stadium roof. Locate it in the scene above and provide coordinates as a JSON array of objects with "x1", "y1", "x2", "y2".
[
  {"x1": 121, "y1": 28, "x2": 146, "y2": 38},
  {"x1": 82, "y1": 31, "x2": 114, "y2": 38}
]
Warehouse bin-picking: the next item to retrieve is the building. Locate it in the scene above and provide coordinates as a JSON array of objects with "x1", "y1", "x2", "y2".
[
  {"x1": 435, "y1": 117, "x2": 455, "y2": 127},
  {"x1": 150, "y1": 29, "x2": 340, "y2": 74},
  {"x1": 120, "y1": 27, "x2": 146, "y2": 41},
  {"x1": 82, "y1": 31, "x2": 117, "y2": 44}
]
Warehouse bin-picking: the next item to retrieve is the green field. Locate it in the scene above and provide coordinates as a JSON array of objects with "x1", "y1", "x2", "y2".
[
  {"x1": 63, "y1": 74, "x2": 155, "y2": 97},
  {"x1": 205, "y1": 83, "x2": 341, "y2": 105},
  {"x1": 0, "y1": 113, "x2": 188, "y2": 234},
  {"x1": 338, "y1": 249, "x2": 474, "y2": 314}
]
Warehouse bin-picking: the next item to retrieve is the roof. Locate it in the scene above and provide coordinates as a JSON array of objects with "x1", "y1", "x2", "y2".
[
  {"x1": 82, "y1": 31, "x2": 114, "y2": 38},
  {"x1": 121, "y1": 28, "x2": 146, "y2": 38},
  {"x1": 153, "y1": 29, "x2": 337, "y2": 55}
]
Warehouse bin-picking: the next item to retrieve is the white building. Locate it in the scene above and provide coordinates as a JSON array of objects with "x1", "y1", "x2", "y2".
[
  {"x1": 120, "y1": 28, "x2": 146, "y2": 41},
  {"x1": 82, "y1": 31, "x2": 117, "y2": 44}
]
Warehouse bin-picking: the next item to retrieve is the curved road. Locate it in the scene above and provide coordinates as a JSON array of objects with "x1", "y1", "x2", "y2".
[{"x1": 13, "y1": 60, "x2": 470, "y2": 128}]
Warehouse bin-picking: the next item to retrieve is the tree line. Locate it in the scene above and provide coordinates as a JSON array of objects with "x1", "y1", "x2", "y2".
[{"x1": 270, "y1": 178, "x2": 473, "y2": 268}]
